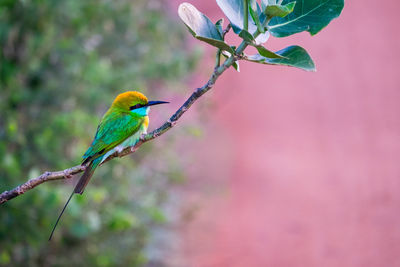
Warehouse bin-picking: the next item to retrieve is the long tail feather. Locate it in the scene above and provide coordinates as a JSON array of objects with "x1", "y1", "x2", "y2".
[
  {"x1": 48, "y1": 190, "x2": 74, "y2": 241},
  {"x1": 48, "y1": 158, "x2": 101, "y2": 240},
  {"x1": 74, "y1": 158, "x2": 100, "y2": 194}
]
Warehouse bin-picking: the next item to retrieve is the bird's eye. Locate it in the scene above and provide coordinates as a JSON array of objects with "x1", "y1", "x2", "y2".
[{"x1": 130, "y1": 104, "x2": 142, "y2": 110}]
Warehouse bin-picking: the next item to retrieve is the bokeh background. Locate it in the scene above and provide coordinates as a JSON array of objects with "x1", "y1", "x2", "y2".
[
  {"x1": 173, "y1": 0, "x2": 400, "y2": 266},
  {"x1": 1, "y1": 0, "x2": 399, "y2": 266}
]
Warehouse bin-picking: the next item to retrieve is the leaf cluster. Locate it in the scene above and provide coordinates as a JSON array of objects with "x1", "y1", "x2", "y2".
[{"x1": 178, "y1": 0, "x2": 344, "y2": 71}]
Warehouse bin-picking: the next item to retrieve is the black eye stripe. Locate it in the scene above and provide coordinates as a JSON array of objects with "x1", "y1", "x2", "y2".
[{"x1": 129, "y1": 104, "x2": 144, "y2": 110}]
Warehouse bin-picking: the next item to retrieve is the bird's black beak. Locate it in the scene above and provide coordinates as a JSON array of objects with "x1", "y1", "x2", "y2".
[{"x1": 146, "y1": 100, "x2": 169, "y2": 107}]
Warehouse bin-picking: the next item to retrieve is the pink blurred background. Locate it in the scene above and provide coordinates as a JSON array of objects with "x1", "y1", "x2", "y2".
[{"x1": 169, "y1": 1, "x2": 400, "y2": 266}]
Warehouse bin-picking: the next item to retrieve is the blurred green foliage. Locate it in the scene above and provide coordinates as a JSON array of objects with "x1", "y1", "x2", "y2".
[{"x1": 0, "y1": 0, "x2": 199, "y2": 265}]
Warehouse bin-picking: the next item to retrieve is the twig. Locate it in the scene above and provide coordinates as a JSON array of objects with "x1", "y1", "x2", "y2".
[
  {"x1": 215, "y1": 49, "x2": 221, "y2": 69},
  {"x1": 0, "y1": 24, "x2": 248, "y2": 205},
  {"x1": 243, "y1": 0, "x2": 249, "y2": 31},
  {"x1": 0, "y1": 165, "x2": 85, "y2": 204},
  {"x1": 214, "y1": 23, "x2": 232, "y2": 70}
]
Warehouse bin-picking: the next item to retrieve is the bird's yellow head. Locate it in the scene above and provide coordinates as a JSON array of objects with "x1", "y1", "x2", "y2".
[{"x1": 111, "y1": 91, "x2": 168, "y2": 116}]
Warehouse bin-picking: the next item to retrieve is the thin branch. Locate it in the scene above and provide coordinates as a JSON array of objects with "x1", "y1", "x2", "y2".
[
  {"x1": 0, "y1": 25, "x2": 249, "y2": 205},
  {"x1": 215, "y1": 49, "x2": 221, "y2": 69},
  {"x1": 0, "y1": 165, "x2": 85, "y2": 204},
  {"x1": 243, "y1": 0, "x2": 249, "y2": 31},
  {"x1": 214, "y1": 23, "x2": 232, "y2": 70}
]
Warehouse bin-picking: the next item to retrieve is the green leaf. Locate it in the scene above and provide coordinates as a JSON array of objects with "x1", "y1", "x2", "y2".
[
  {"x1": 216, "y1": 0, "x2": 270, "y2": 44},
  {"x1": 268, "y1": 0, "x2": 344, "y2": 37},
  {"x1": 222, "y1": 51, "x2": 240, "y2": 72},
  {"x1": 249, "y1": 0, "x2": 265, "y2": 33},
  {"x1": 239, "y1": 29, "x2": 255, "y2": 43},
  {"x1": 215, "y1": 18, "x2": 224, "y2": 36},
  {"x1": 255, "y1": 46, "x2": 286, "y2": 58},
  {"x1": 265, "y1": 2, "x2": 296, "y2": 18},
  {"x1": 216, "y1": 0, "x2": 253, "y2": 34},
  {"x1": 232, "y1": 61, "x2": 240, "y2": 72},
  {"x1": 246, "y1": 45, "x2": 315, "y2": 71},
  {"x1": 178, "y1": 3, "x2": 234, "y2": 52}
]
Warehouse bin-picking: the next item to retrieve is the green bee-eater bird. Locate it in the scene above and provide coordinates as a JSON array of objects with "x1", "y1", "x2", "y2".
[{"x1": 49, "y1": 91, "x2": 168, "y2": 240}]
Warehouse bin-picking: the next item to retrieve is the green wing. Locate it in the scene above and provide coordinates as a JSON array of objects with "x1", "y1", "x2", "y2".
[{"x1": 82, "y1": 111, "x2": 143, "y2": 164}]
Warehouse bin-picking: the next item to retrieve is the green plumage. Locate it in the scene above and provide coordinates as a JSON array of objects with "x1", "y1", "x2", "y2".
[
  {"x1": 77, "y1": 110, "x2": 144, "y2": 194},
  {"x1": 83, "y1": 111, "x2": 143, "y2": 163}
]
